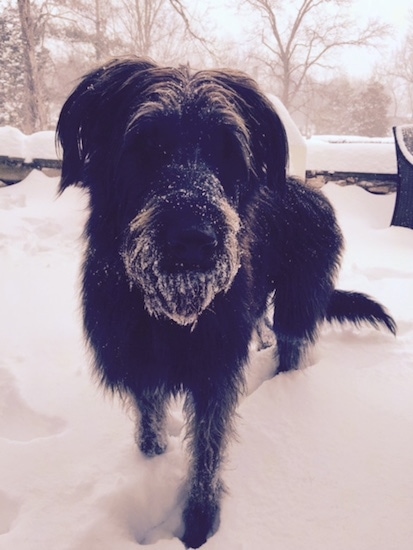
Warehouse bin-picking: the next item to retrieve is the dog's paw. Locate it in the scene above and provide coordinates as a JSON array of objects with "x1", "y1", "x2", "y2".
[
  {"x1": 181, "y1": 497, "x2": 220, "y2": 548},
  {"x1": 136, "y1": 430, "x2": 167, "y2": 457}
]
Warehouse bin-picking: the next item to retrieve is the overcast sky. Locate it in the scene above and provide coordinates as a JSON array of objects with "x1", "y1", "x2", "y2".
[
  {"x1": 352, "y1": 0, "x2": 411, "y2": 30},
  {"x1": 210, "y1": 0, "x2": 412, "y2": 77},
  {"x1": 346, "y1": 0, "x2": 411, "y2": 75}
]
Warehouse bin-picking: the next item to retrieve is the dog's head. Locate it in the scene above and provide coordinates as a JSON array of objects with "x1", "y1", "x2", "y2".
[{"x1": 57, "y1": 57, "x2": 288, "y2": 326}]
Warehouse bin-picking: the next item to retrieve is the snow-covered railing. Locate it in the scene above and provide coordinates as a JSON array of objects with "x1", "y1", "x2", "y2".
[
  {"x1": 0, "y1": 127, "x2": 60, "y2": 184},
  {"x1": 391, "y1": 125, "x2": 413, "y2": 229},
  {"x1": 305, "y1": 134, "x2": 398, "y2": 194},
  {"x1": 0, "y1": 155, "x2": 61, "y2": 184},
  {"x1": 0, "y1": 127, "x2": 408, "y2": 203}
]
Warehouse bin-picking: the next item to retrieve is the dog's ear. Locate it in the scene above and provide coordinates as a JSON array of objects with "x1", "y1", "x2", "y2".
[
  {"x1": 203, "y1": 70, "x2": 288, "y2": 194},
  {"x1": 56, "y1": 57, "x2": 158, "y2": 192}
]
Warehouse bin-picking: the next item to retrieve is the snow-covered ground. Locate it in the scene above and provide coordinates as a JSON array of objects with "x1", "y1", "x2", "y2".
[{"x1": 1, "y1": 133, "x2": 413, "y2": 549}]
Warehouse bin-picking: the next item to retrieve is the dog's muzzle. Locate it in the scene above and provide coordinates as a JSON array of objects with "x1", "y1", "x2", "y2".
[
  {"x1": 165, "y1": 223, "x2": 218, "y2": 272},
  {"x1": 122, "y1": 173, "x2": 241, "y2": 327}
]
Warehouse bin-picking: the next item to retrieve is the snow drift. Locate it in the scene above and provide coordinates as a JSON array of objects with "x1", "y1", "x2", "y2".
[{"x1": 0, "y1": 169, "x2": 412, "y2": 550}]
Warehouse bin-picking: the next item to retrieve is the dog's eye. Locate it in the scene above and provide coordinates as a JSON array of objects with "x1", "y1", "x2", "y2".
[
  {"x1": 132, "y1": 132, "x2": 173, "y2": 167},
  {"x1": 204, "y1": 128, "x2": 249, "y2": 199},
  {"x1": 206, "y1": 127, "x2": 248, "y2": 167},
  {"x1": 119, "y1": 130, "x2": 174, "y2": 198}
]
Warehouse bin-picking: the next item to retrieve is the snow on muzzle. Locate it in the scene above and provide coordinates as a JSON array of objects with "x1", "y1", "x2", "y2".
[{"x1": 122, "y1": 186, "x2": 241, "y2": 327}]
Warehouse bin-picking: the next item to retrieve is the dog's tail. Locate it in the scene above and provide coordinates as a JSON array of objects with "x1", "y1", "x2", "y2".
[{"x1": 326, "y1": 290, "x2": 397, "y2": 335}]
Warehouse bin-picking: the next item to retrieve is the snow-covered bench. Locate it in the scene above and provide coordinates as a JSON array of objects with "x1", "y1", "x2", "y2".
[{"x1": 391, "y1": 125, "x2": 413, "y2": 229}]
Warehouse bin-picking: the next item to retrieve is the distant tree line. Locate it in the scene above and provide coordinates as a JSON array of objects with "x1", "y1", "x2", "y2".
[
  {"x1": 297, "y1": 77, "x2": 392, "y2": 137},
  {"x1": 1, "y1": 7, "x2": 26, "y2": 128},
  {"x1": 1, "y1": 0, "x2": 412, "y2": 136}
]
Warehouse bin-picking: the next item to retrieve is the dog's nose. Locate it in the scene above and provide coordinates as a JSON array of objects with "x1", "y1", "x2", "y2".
[{"x1": 167, "y1": 226, "x2": 218, "y2": 269}]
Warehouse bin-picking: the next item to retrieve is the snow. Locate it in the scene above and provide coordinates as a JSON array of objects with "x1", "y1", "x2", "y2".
[
  {"x1": 1, "y1": 137, "x2": 413, "y2": 550},
  {"x1": 307, "y1": 135, "x2": 397, "y2": 174},
  {"x1": 267, "y1": 94, "x2": 307, "y2": 180},
  {"x1": 0, "y1": 126, "x2": 57, "y2": 162}
]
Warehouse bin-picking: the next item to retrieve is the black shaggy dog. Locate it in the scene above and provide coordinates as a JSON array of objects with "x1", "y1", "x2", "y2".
[{"x1": 57, "y1": 57, "x2": 396, "y2": 548}]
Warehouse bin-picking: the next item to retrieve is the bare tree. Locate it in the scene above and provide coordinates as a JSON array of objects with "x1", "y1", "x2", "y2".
[
  {"x1": 93, "y1": 0, "x2": 107, "y2": 60},
  {"x1": 117, "y1": 0, "x2": 165, "y2": 56},
  {"x1": 241, "y1": 0, "x2": 390, "y2": 110},
  {"x1": 17, "y1": 0, "x2": 47, "y2": 131},
  {"x1": 390, "y1": 15, "x2": 413, "y2": 120},
  {"x1": 45, "y1": 0, "x2": 119, "y2": 62},
  {"x1": 168, "y1": 0, "x2": 216, "y2": 58},
  {"x1": 0, "y1": 6, "x2": 26, "y2": 127}
]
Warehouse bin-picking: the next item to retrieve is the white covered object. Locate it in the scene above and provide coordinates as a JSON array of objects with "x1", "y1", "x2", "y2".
[{"x1": 267, "y1": 94, "x2": 307, "y2": 180}]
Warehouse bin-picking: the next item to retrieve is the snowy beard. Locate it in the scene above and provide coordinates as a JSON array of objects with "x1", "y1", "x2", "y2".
[{"x1": 122, "y1": 197, "x2": 241, "y2": 327}]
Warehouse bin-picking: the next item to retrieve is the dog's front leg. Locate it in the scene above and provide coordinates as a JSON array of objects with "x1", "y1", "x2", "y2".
[
  {"x1": 181, "y1": 384, "x2": 238, "y2": 549},
  {"x1": 134, "y1": 388, "x2": 169, "y2": 457}
]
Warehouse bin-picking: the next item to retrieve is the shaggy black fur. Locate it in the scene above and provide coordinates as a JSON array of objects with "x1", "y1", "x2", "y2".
[{"x1": 57, "y1": 57, "x2": 396, "y2": 548}]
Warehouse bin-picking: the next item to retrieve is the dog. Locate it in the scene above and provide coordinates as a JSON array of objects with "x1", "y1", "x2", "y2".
[{"x1": 57, "y1": 57, "x2": 396, "y2": 548}]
